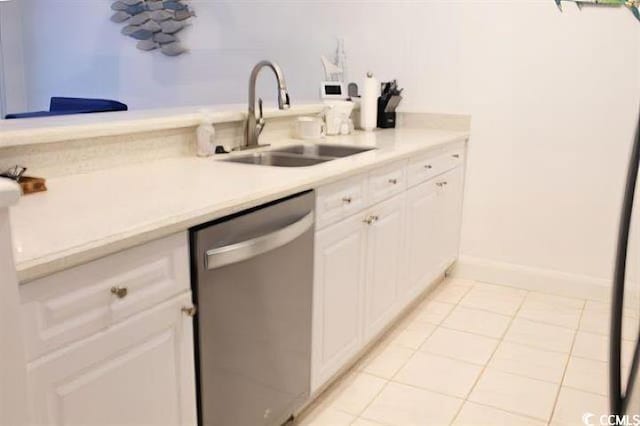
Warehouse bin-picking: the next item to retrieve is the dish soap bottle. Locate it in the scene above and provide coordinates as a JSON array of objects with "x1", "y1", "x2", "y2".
[{"x1": 197, "y1": 116, "x2": 216, "y2": 157}]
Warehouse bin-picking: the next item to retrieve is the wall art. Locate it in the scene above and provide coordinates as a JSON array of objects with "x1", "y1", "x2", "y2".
[{"x1": 111, "y1": 0, "x2": 195, "y2": 56}]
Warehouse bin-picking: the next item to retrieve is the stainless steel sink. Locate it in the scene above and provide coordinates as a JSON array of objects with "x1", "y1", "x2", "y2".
[
  {"x1": 270, "y1": 144, "x2": 375, "y2": 158},
  {"x1": 223, "y1": 152, "x2": 331, "y2": 167},
  {"x1": 223, "y1": 144, "x2": 376, "y2": 168}
]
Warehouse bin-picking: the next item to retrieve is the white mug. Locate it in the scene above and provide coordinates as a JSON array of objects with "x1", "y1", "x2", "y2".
[{"x1": 295, "y1": 117, "x2": 326, "y2": 140}]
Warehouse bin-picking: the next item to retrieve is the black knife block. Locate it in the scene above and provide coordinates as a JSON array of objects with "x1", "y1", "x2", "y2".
[{"x1": 377, "y1": 98, "x2": 396, "y2": 129}]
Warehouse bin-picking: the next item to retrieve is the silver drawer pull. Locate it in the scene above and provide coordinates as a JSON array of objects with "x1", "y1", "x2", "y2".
[
  {"x1": 452, "y1": 154, "x2": 460, "y2": 159},
  {"x1": 206, "y1": 211, "x2": 314, "y2": 270},
  {"x1": 110, "y1": 286, "x2": 128, "y2": 299},
  {"x1": 342, "y1": 196, "x2": 353, "y2": 204},
  {"x1": 363, "y1": 215, "x2": 379, "y2": 225},
  {"x1": 424, "y1": 165, "x2": 433, "y2": 169},
  {"x1": 436, "y1": 181, "x2": 448, "y2": 187},
  {"x1": 388, "y1": 178, "x2": 398, "y2": 185},
  {"x1": 182, "y1": 306, "x2": 198, "y2": 317}
]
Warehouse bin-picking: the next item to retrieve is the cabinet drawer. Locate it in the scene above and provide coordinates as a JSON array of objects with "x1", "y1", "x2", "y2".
[
  {"x1": 441, "y1": 148, "x2": 465, "y2": 171},
  {"x1": 367, "y1": 161, "x2": 407, "y2": 205},
  {"x1": 20, "y1": 232, "x2": 190, "y2": 361},
  {"x1": 316, "y1": 174, "x2": 368, "y2": 229},
  {"x1": 408, "y1": 148, "x2": 464, "y2": 187}
]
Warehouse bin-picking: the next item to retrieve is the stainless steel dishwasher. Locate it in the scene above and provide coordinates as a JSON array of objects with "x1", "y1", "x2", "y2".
[{"x1": 190, "y1": 191, "x2": 314, "y2": 426}]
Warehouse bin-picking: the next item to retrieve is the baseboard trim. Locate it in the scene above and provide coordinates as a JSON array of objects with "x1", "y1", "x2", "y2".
[{"x1": 451, "y1": 255, "x2": 613, "y2": 301}]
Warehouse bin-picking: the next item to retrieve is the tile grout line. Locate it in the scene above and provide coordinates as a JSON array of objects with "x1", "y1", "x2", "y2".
[
  {"x1": 306, "y1": 279, "x2": 594, "y2": 425},
  {"x1": 357, "y1": 278, "x2": 477, "y2": 425},
  {"x1": 448, "y1": 288, "x2": 531, "y2": 425},
  {"x1": 346, "y1": 277, "x2": 465, "y2": 425},
  {"x1": 547, "y1": 298, "x2": 587, "y2": 424}
]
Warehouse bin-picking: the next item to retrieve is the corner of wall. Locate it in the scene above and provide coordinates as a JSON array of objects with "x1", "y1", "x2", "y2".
[{"x1": 451, "y1": 255, "x2": 613, "y2": 301}]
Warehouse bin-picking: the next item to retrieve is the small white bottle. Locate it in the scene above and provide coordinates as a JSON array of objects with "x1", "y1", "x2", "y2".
[{"x1": 196, "y1": 117, "x2": 216, "y2": 157}]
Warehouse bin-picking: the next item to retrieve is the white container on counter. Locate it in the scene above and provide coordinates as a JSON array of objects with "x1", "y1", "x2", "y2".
[{"x1": 360, "y1": 72, "x2": 379, "y2": 132}]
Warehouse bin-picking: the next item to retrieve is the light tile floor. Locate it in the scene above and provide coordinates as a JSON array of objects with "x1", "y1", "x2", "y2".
[{"x1": 298, "y1": 277, "x2": 635, "y2": 426}]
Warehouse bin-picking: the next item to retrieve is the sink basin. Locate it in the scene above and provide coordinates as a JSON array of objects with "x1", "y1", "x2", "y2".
[
  {"x1": 223, "y1": 152, "x2": 331, "y2": 167},
  {"x1": 222, "y1": 144, "x2": 376, "y2": 168},
  {"x1": 271, "y1": 144, "x2": 375, "y2": 158}
]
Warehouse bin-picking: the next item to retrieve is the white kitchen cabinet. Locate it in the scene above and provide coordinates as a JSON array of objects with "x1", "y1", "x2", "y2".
[
  {"x1": 399, "y1": 166, "x2": 465, "y2": 306},
  {"x1": 401, "y1": 179, "x2": 443, "y2": 304},
  {"x1": 312, "y1": 145, "x2": 467, "y2": 394},
  {"x1": 363, "y1": 194, "x2": 406, "y2": 343},
  {"x1": 438, "y1": 166, "x2": 465, "y2": 270},
  {"x1": 312, "y1": 214, "x2": 367, "y2": 391},
  {"x1": 27, "y1": 292, "x2": 197, "y2": 426}
]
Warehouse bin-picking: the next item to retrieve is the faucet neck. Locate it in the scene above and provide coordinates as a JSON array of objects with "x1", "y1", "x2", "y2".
[
  {"x1": 245, "y1": 61, "x2": 291, "y2": 149},
  {"x1": 248, "y1": 61, "x2": 290, "y2": 113}
]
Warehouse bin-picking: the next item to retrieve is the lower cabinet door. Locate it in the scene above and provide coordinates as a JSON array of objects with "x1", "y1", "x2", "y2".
[
  {"x1": 26, "y1": 293, "x2": 197, "y2": 426},
  {"x1": 439, "y1": 166, "x2": 465, "y2": 269},
  {"x1": 312, "y1": 214, "x2": 367, "y2": 392},
  {"x1": 401, "y1": 180, "x2": 442, "y2": 304},
  {"x1": 363, "y1": 194, "x2": 406, "y2": 343}
]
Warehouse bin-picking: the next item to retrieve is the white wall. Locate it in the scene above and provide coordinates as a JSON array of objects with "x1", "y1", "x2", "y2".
[
  {"x1": 0, "y1": 0, "x2": 27, "y2": 115},
  {"x1": 6, "y1": 1, "x2": 640, "y2": 292}
]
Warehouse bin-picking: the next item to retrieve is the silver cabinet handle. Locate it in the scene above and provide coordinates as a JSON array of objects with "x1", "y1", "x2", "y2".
[
  {"x1": 388, "y1": 178, "x2": 398, "y2": 185},
  {"x1": 363, "y1": 215, "x2": 379, "y2": 225},
  {"x1": 342, "y1": 196, "x2": 353, "y2": 204},
  {"x1": 110, "y1": 286, "x2": 128, "y2": 299},
  {"x1": 436, "y1": 181, "x2": 448, "y2": 187},
  {"x1": 424, "y1": 164, "x2": 433, "y2": 169},
  {"x1": 182, "y1": 305, "x2": 197, "y2": 317},
  {"x1": 452, "y1": 154, "x2": 460, "y2": 159},
  {"x1": 206, "y1": 211, "x2": 314, "y2": 270}
]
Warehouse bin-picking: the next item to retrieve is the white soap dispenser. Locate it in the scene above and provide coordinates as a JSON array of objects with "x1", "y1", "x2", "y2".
[{"x1": 196, "y1": 115, "x2": 216, "y2": 157}]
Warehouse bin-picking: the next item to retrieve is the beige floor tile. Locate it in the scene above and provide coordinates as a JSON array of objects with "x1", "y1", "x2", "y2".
[
  {"x1": 361, "y1": 382, "x2": 463, "y2": 426},
  {"x1": 459, "y1": 284, "x2": 526, "y2": 316},
  {"x1": 410, "y1": 300, "x2": 456, "y2": 326},
  {"x1": 299, "y1": 406, "x2": 355, "y2": 426},
  {"x1": 578, "y1": 310, "x2": 610, "y2": 335},
  {"x1": 386, "y1": 323, "x2": 437, "y2": 350},
  {"x1": 580, "y1": 309, "x2": 639, "y2": 341},
  {"x1": 468, "y1": 369, "x2": 559, "y2": 421},
  {"x1": 361, "y1": 346, "x2": 414, "y2": 380},
  {"x1": 504, "y1": 318, "x2": 575, "y2": 353},
  {"x1": 323, "y1": 373, "x2": 388, "y2": 415},
  {"x1": 585, "y1": 299, "x2": 638, "y2": 318},
  {"x1": 563, "y1": 357, "x2": 608, "y2": 396},
  {"x1": 572, "y1": 331, "x2": 635, "y2": 365},
  {"x1": 488, "y1": 341, "x2": 568, "y2": 383},
  {"x1": 394, "y1": 352, "x2": 483, "y2": 398},
  {"x1": 420, "y1": 327, "x2": 500, "y2": 365},
  {"x1": 518, "y1": 293, "x2": 584, "y2": 329},
  {"x1": 428, "y1": 279, "x2": 474, "y2": 304},
  {"x1": 453, "y1": 401, "x2": 547, "y2": 426},
  {"x1": 573, "y1": 330, "x2": 637, "y2": 367},
  {"x1": 443, "y1": 306, "x2": 512, "y2": 338},
  {"x1": 572, "y1": 331, "x2": 608, "y2": 362},
  {"x1": 551, "y1": 387, "x2": 608, "y2": 426}
]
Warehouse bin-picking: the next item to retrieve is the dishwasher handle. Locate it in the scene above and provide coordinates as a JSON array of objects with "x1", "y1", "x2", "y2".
[{"x1": 205, "y1": 211, "x2": 314, "y2": 270}]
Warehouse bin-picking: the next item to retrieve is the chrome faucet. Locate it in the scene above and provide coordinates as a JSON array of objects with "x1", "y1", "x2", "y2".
[{"x1": 240, "y1": 60, "x2": 291, "y2": 150}]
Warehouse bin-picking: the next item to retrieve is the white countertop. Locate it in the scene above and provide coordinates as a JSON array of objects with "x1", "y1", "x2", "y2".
[
  {"x1": 9, "y1": 127, "x2": 468, "y2": 283},
  {"x1": 0, "y1": 179, "x2": 20, "y2": 209}
]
